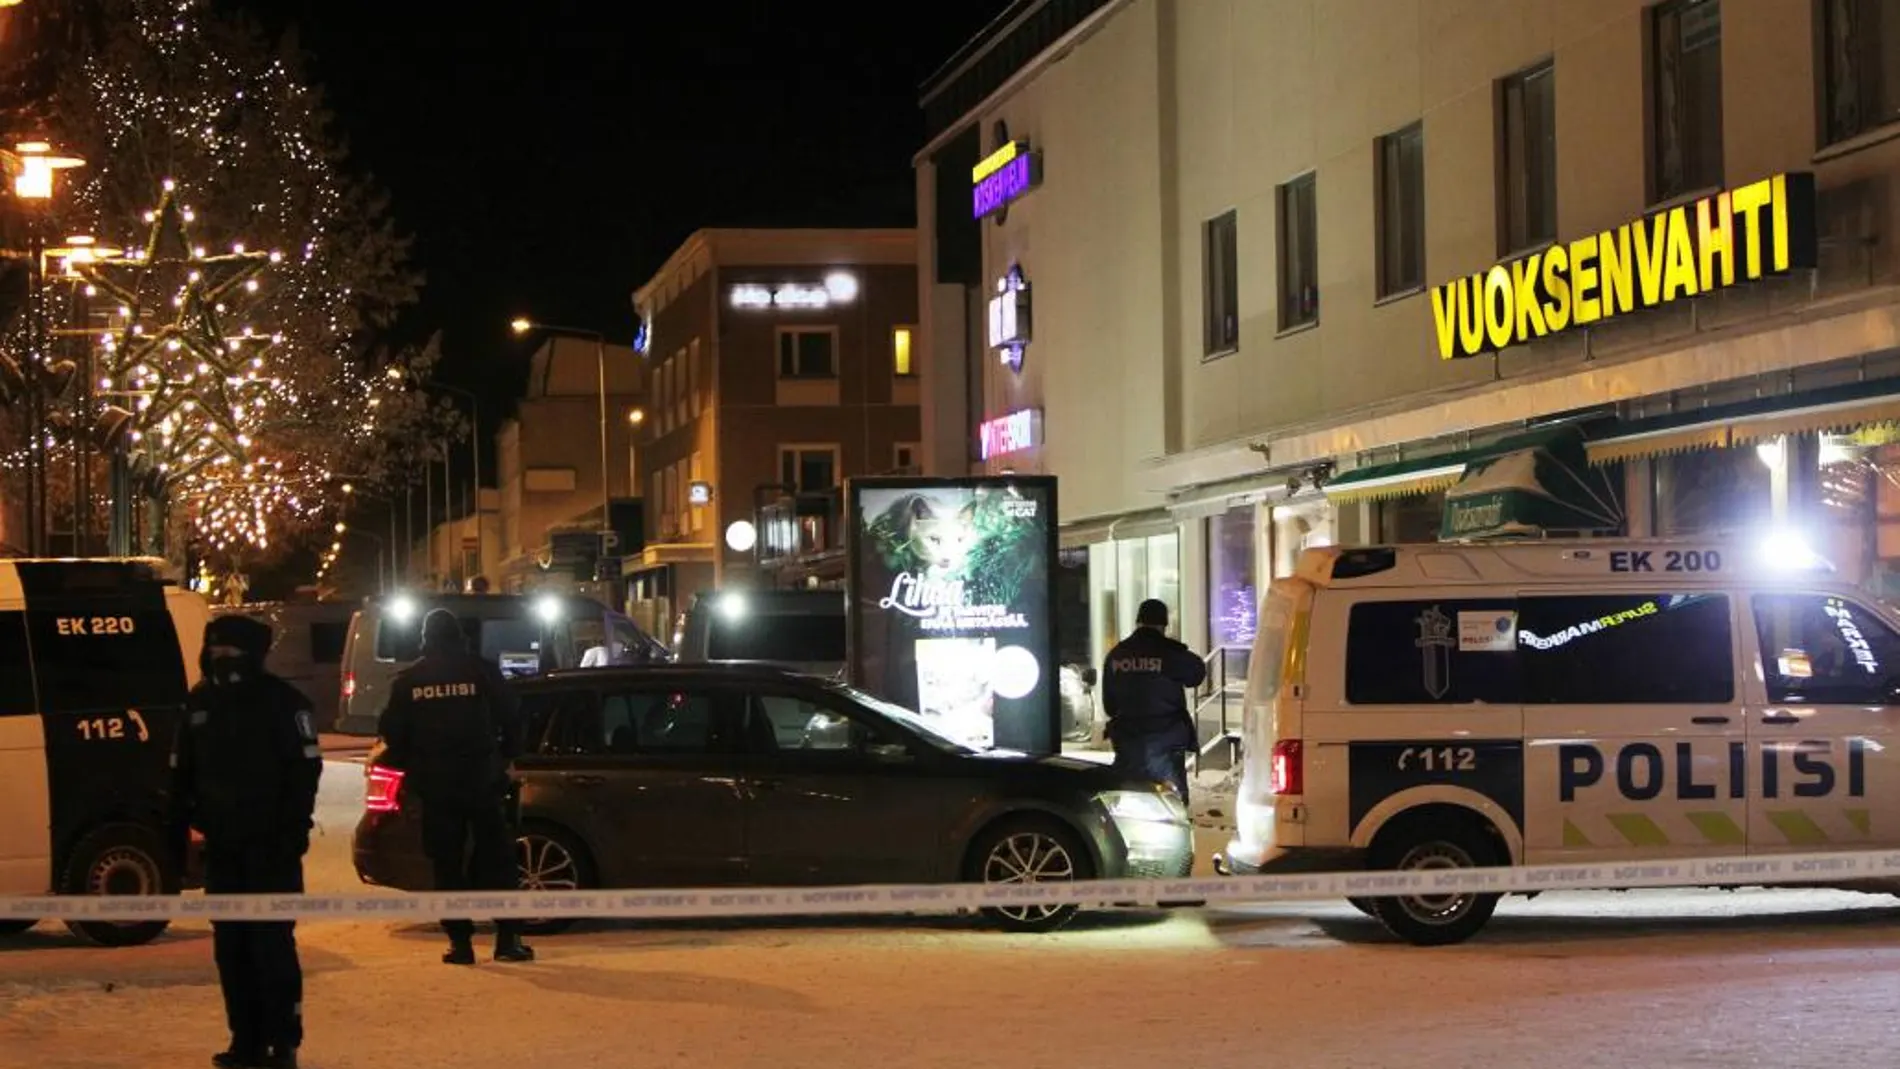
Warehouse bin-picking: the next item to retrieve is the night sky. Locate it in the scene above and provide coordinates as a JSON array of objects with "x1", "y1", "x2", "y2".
[{"x1": 248, "y1": 1, "x2": 1001, "y2": 412}]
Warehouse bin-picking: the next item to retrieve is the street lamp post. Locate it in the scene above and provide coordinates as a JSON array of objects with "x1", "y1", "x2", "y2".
[
  {"x1": 511, "y1": 318, "x2": 614, "y2": 537},
  {"x1": 11, "y1": 142, "x2": 85, "y2": 557},
  {"x1": 429, "y1": 381, "x2": 482, "y2": 582}
]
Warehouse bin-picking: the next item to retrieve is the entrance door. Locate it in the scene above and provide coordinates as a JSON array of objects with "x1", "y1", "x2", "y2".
[
  {"x1": 1744, "y1": 592, "x2": 1900, "y2": 852},
  {"x1": 1519, "y1": 591, "x2": 1747, "y2": 862}
]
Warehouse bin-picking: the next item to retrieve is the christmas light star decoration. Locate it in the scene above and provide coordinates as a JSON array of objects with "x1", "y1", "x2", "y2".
[{"x1": 78, "y1": 182, "x2": 277, "y2": 483}]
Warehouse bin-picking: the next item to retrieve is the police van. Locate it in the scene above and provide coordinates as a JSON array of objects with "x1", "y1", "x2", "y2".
[
  {"x1": 1221, "y1": 539, "x2": 1900, "y2": 945},
  {"x1": 0, "y1": 558, "x2": 209, "y2": 946}
]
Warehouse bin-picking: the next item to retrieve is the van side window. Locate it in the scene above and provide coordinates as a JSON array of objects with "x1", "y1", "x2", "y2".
[
  {"x1": 1518, "y1": 593, "x2": 1732, "y2": 704},
  {"x1": 1345, "y1": 599, "x2": 1521, "y2": 705},
  {"x1": 1752, "y1": 594, "x2": 1900, "y2": 705}
]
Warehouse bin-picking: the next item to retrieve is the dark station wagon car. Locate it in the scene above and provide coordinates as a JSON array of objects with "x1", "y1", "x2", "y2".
[{"x1": 353, "y1": 664, "x2": 1194, "y2": 932}]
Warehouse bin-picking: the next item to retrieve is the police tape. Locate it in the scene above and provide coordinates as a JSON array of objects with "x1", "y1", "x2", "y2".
[{"x1": 7, "y1": 847, "x2": 1900, "y2": 922}]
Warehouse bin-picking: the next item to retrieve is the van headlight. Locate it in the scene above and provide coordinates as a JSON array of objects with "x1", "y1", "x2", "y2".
[{"x1": 1096, "y1": 790, "x2": 1182, "y2": 824}]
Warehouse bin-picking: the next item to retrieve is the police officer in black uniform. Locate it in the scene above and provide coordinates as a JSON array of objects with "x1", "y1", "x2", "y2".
[
  {"x1": 1100, "y1": 599, "x2": 1207, "y2": 804},
  {"x1": 377, "y1": 608, "x2": 532, "y2": 965},
  {"x1": 171, "y1": 615, "x2": 323, "y2": 1069}
]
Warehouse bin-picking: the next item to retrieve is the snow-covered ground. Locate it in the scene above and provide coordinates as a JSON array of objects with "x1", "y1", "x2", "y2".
[{"x1": 6, "y1": 761, "x2": 1900, "y2": 1068}]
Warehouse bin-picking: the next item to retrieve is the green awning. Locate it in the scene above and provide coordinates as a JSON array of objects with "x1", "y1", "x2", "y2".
[
  {"x1": 1322, "y1": 453, "x2": 1471, "y2": 504},
  {"x1": 1441, "y1": 426, "x2": 1623, "y2": 540}
]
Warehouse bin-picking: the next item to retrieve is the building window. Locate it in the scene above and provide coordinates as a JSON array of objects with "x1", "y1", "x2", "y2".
[
  {"x1": 1202, "y1": 210, "x2": 1239, "y2": 356},
  {"x1": 779, "y1": 445, "x2": 839, "y2": 493},
  {"x1": 894, "y1": 443, "x2": 919, "y2": 473},
  {"x1": 1499, "y1": 60, "x2": 1558, "y2": 254},
  {"x1": 1375, "y1": 123, "x2": 1426, "y2": 298},
  {"x1": 893, "y1": 326, "x2": 916, "y2": 377},
  {"x1": 776, "y1": 327, "x2": 837, "y2": 379},
  {"x1": 1821, "y1": 0, "x2": 1900, "y2": 145},
  {"x1": 1207, "y1": 503, "x2": 1258, "y2": 653},
  {"x1": 1276, "y1": 175, "x2": 1318, "y2": 331},
  {"x1": 1651, "y1": 0, "x2": 1723, "y2": 202},
  {"x1": 688, "y1": 338, "x2": 703, "y2": 417}
]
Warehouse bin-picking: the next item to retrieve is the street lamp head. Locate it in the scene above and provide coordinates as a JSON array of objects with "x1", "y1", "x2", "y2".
[
  {"x1": 342, "y1": 483, "x2": 355, "y2": 494},
  {"x1": 335, "y1": 522, "x2": 347, "y2": 533},
  {"x1": 627, "y1": 408, "x2": 645, "y2": 425},
  {"x1": 509, "y1": 317, "x2": 534, "y2": 335},
  {"x1": 11, "y1": 142, "x2": 84, "y2": 202}
]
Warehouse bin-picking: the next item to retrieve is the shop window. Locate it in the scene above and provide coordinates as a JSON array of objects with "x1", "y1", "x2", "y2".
[
  {"x1": 1203, "y1": 210, "x2": 1240, "y2": 356},
  {"x1": 1276, "y1": 175, "x2": 1318, "y2": 331},
  {"x1": 1753, "y1": 593, "x2": 1900, "y2": 704},
  {"x1": 893, "y1": 326, "x2": 916, "y2": 377},
  {"x1": 779, "y1": 445, "x2": 839, "y2": 493},
  {"x1": 1375, "y1": 122, "x2": 1426, "y2": 298},
  {"x1": 1654, "y1": 446, "x2": 1771, "y2": 537},
  {"x1": 1345, "y1": 599, "x2": 1521, "y2": 705},
  {"x1": 1519, "y1": 593, "x2": 1733, "y2": 704},
  {"x1": 1272, "y1": 499, "x2": 1334, "y2": 578},
  {"x1": 1499, "y1": 60, "x2": 1557, "y2": 254},
  {"x1": 1378, "y1": 490, "x2": 1445, "y2": 544},
  {"x1": 893, "y1": 443, "x2": 919, "y2": 473},
  {"x1": 1088, "y1": 532, "x2": 1183, "y2": 668},
  {"x1": 1820, "y1": 0, "x2": 1900, "y2": 145},
  {"x1": 1650, "y1": 0, "x2": 1724, "y2": 202},
  {"x1": 777, "y1": 327, "x2": 838, "y2": 378},
  {"x1": 1208, "y1": 504, "x2": 1259, "y2": 651}
]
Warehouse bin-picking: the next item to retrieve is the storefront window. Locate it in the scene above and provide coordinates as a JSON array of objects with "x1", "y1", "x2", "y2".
[
  {"x1": 1208, "y1": 504, "x2": 1258, "y2": 650},
  {"x1": 1379, "y1": 490, "x2": 1445, "y2": 543},
  {"x1": 1655, "y1": 446, "x2": 1770, "y2": 536},
  {"x1": 1087, "y1": 531, "x2": 1184, "y2": 670},
  {"x1": 1272, "y1": 498, "x2": 1334, "y2": 577}
]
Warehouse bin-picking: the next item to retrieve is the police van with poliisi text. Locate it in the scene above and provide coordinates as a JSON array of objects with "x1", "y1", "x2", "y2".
[
  {"x1": 0, "y1": 559, "x2": 210, "y2": 946},
  {"x1": 1220, "y1": 538, "x2": 1900, "y2": 945}
]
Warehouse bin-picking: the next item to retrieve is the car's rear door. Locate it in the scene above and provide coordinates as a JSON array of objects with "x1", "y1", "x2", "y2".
[{"x1": 733, "y1": 685, "x2": 958, "y2": 885}]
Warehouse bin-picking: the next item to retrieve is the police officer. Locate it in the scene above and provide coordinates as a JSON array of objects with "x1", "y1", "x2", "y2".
[
  {"x1": 1100, "y1": 599, "x2": 1207, "y2": 803},
  {"x1": 171, "y1": 615, "x2": 323, "y2": 1069},
  {"x1": 377, "y1": 608, "x2": 532, "y2": 965}
]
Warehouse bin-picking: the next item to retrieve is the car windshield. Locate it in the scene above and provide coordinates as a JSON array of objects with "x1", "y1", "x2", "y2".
[{"x1": 829, "y1": 683, "x2": 978, "y2": 754}]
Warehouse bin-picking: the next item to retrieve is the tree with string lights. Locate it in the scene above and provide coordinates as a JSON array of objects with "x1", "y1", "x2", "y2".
[{"x1": 9, "y1": 0, "x2": 429, "y2": 569}]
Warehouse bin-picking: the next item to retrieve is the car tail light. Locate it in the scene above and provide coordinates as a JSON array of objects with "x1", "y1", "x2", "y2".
[
  {"x1": 342, "y1": 672, "x2": 356, "y2": 702},
  {"x1": 1269, "y1": 739, "x2": 1303, "y2": 796},
  {"x1": 365, "y1": 765, "x2": 405, "y2": 813}
]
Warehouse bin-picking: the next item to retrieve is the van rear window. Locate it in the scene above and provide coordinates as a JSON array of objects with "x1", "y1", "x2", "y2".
[
  {"x1": 375, "y1": 613, "x2": 543, "y2": 670},
  {"x1": 707, "y1": 615, "x2": 846, "y2": 663}
]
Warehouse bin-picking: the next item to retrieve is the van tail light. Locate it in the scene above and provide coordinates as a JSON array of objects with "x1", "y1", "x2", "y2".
[
  {"x1": 1269, "y1": 739, "x2": 1304, "y2": 796},
  {"x1": 365, "y1": 765, "x2": 405, "y2": 813},
  {"x1": 342, "y1": 672, "x2": 356, "y2": 702}
]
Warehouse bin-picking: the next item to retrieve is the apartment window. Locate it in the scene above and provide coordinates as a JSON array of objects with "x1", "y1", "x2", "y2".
[
  {"x1": 688, "y1": 338, "x2": 703, "y2": 418},
  {"x1": 1202, "y1": 211, "x2": 1239, "y2": 355},
  {"x1": 1499, "y1": 61, "x2": 1558, "y2": 254},
  {"x1": 894, "y1": 443, "x2": 919, "y2": 472},
  {"x1": 1651, "y1": 0, "x2": 1723, "y2": 202},
  {"x1": 779, "y1": 446, "x2": 839, "y2": 493},
  {"x1": 893, "y1": 326, "x2": 916, "y2": 377},
  {"x1": 1276, "y1": 175, "x2": 1318, "y2": 331},
  {"x1": 1375, "y1": 123, "x2": 1426, "y2": 298},
  {"x1": 777, "y1": 327, "x2": 837, "y2": 378},
  {"x1": 1821, "y1": 0, "x2": 1900, "y2": 145}
]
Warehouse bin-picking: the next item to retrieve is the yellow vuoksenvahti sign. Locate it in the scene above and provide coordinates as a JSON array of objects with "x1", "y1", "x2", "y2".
[{"x1": 1432, "y1": 172, "x2": 1818, "y2": 361}]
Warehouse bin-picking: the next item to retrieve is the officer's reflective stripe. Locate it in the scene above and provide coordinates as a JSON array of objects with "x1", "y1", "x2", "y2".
[
  {"x1": 1606, "y1": 813, "x2": 1671, "y2": 847},
  {"x1": 1685, "y1": 811, "x2": 1747, "y2": 846},
  {"x1": 1767, "y1": 810, "x2": 1831, "y2": 845}
]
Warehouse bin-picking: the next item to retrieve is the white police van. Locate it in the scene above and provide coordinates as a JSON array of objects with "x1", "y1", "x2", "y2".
[
  {"x1": 1222, "y1": 539, "x2": 1900, "y2": 945},
  {"x1": 0, "y1": 558, "x2": 210, "y2": 946}
]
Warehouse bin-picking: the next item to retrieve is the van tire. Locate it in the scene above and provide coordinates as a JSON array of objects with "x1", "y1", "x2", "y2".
[
  {"x1": 60, "y1": 823, "x2": 177, "y2": 948},
  {"x1": 1367, "y1": 815, "x2": 1502, "y2": 947}
]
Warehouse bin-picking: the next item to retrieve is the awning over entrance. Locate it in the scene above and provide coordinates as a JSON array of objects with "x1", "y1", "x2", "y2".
[
  {"x1": 1320, "y1": 454, "x2": 1468, "y2": 504},
  {"x1": 1583, "y1": 377, "x2": 1900, "y2": 465},
  {"x1": 1440, "y1": 426, "x2": 1623, "y2": 540}
]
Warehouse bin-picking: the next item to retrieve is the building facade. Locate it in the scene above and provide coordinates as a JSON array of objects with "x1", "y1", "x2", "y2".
[
  {"x1": 917, "y1": 0, "x2": 1900, "y2": 697},
  {"x1": 494, "y1": 335, "x2": 645, "y2": 593},
  {"x1": 629, "y1": 229, "x2": 921, "y2": 626}
]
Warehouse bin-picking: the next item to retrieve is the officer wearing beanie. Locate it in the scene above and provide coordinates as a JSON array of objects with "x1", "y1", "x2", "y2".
[
  {"x1": 377, "y1": 608, "x2": 530, "y2": 965},
  {"x1": 1099, "y1": 599, "x2": 1207, "y2": 803},
  {"x1": 171, "y1": 614, "x2": 323, "y2": 1069}
]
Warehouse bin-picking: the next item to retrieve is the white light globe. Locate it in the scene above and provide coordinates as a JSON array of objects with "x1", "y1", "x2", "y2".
[
  {"x1": 725, "y1": 520, "x2": 758, "y2": 553},
  {"x1": 991, "y1": 645, "x2": 1041, "y2": 700},
  {"x1": 824, "y1": 272, "x2": 859, "y2": 303}
]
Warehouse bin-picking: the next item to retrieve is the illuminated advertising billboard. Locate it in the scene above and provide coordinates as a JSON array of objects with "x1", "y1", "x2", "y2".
[{"x1": 846, "y1": 476, "x2": 1059, "y2": 755}]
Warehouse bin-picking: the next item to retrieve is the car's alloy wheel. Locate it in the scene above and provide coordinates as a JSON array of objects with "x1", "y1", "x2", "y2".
[
  {"x1": 981, "y1": 829, "x2": 1078, "y2": 929},
  {"x1": 515, "y1": 827, "x2": 587, "y2": 936}
]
